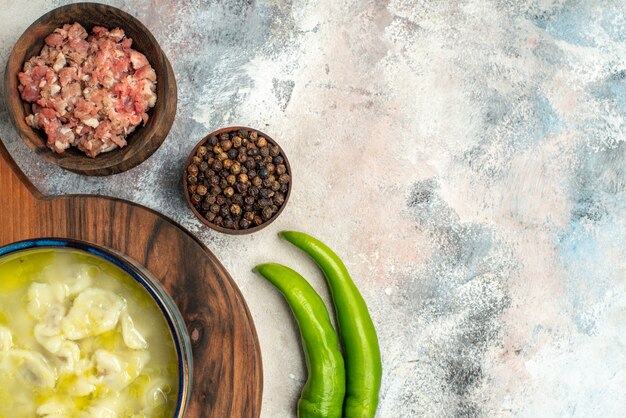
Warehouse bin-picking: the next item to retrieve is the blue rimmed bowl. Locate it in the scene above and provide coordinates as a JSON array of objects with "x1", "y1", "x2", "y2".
[{"x1": 0, "y1": 238, "x2": 193, "y2": 417}]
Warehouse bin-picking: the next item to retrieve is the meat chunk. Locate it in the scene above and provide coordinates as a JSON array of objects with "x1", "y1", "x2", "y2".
[{"x1": 18, "y1": 23, "x2": 157, "y2": 157}]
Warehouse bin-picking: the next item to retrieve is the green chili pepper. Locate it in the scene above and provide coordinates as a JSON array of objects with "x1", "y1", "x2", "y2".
[
  {"x1": 254, "y1": 263, "x2": 346, "y2": 418},
  {"x1": 279, "y1": 231, "x2": 382, "y2": 418}
]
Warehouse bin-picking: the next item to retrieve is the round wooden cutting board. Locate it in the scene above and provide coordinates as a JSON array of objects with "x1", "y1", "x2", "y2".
[{"x1": 0, "y1": 139, "x2": 263, "y2": 417}]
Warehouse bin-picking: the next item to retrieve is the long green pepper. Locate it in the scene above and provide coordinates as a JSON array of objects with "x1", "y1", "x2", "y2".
[
  {"x1": 280, "y1": 231, "x2": 382, "y2": 418},
  {"x1": 254, "y1": 263, "x2": 346, "y2": 418}
]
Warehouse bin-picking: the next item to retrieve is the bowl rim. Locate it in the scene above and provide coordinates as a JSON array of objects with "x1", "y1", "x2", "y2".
[
  {"x1": 182, "y1": 126, "x2": 292, "y2": 235},
  {"x1": 3, "y1": 2, "x2": 177, "y2": 176},
  {"x1": 0, "y1": 237, "x2": 193, "y2": 417}
]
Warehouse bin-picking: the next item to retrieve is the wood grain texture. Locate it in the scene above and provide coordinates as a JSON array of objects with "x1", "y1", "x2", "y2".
[
  {"x1": 0, "y1": 139, "x2": 263, "y2": 417},
  {"x1": 4, "y1": 2, "x2": 177, "y2": 176}
]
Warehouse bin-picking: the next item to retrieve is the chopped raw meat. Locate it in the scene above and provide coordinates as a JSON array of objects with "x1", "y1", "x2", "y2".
[{"x1": 17, "y1": 23, "x2": 157, "y2": 157}]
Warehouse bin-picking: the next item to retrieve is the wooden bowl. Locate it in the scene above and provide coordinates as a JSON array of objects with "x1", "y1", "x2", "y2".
[
  {"x1": 4, "y1": 2, "x2": 177, "y2": 176},
  {"x1": 183, "y1": 126, "x2": 292, "y2": 235}
]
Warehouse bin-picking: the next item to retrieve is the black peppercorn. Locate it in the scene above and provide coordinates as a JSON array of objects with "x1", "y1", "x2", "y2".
[
  {"x1": 221, "y1": 139, "x2": 232, "y2": 152},
  {"x1": 259, "y1": 168, "x2": 269, "y2": 179},
  {"x1": 197, "y1": 185, "x2": 208, "y2": 196},
  {"x1": 210, "y1": 204, "x2": 220, "y2": 214},
  {"x1": 224, "y1": 187, "x2": 235, "y2": 197},
  {"x1": 230, "y1": 204, "x2": 242, "y2": 216},
  {"x1": 273, "y1": 193, "x2": 285, "y2": 206},
  {"x1": 232, "y1": 194, "x2": 244, "y2": 206},
  {"x1": 237, "y1": 182, "x2": 249, "y2": 194},
  {"x1": 227, "y1": 148, "x2": 238, "y2": 159},
  {"x1": 279, "y1": 174, "x2": 290, "y2": 184},
  {"x1": 262, "y1": 206, "x2": 273, "y2": 220},
  {"x1": 187, "y1": 175, "x2": 198, "y2": 185},
  {"x1": 240, "y1": 218, "x2": 251, "y2": 229},
  {"x1": 257, "y1": 137, "x2": 267, "y2": 147}
]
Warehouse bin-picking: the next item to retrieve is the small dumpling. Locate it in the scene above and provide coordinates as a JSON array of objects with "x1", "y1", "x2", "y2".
[
  {"x1": 34, "y1": 324, "x2": 64, "y2": 354},
  {"x1": 34, "y1": 303, "x2": 67, "y2": 354},
  {"x1": 92, "y1": 349, "x2": 149, "y2": 391},
  {"x1": 6, "y1": 349, "x2": 56, "y2": 388},
  {"x1": 55, "y1": 340, "x2": 82, "y2": 374},
  {"x1": 65, "y1": 266, "x2": 93, "y2": 297},
  {"x1": 62, "y1": 288, "x2": 125, "y2": 340},
  {"x1": 142, "y1": 377, "x2": 171, "y2": 410},
  {"x1": 0, "y1": 326, "x2": 12, "y2": 351},
  {"x1": 67, "y1": 376, "x2": 96, "y2": 397},
  {"x1": 120, "y1": 309, "x2": 148, "y2": 350},
  {"x1": 79, "y1": 404, "x2": 119, "y2": 418},
  {"x1": 36, "y1": 397, "x2": 70, "y2": 417},
  {"x1": 79, "y1": 391, "x2": 125, "y2": 418},
  {"x1": 27, "y1": 283, "x2": 68, "y2": 319}
]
